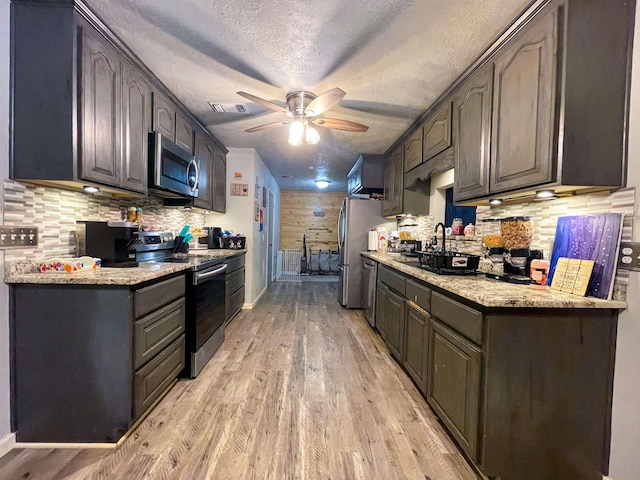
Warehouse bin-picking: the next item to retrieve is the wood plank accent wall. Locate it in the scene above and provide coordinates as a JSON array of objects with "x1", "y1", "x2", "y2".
[{"x1": 280, "y1": 191, "x2": 344, "y2": 251}]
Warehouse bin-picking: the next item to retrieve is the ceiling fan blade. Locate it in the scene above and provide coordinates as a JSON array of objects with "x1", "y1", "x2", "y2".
[
  {"x1": 245, "y1": 121, "x2": 290, "y2": 133},
  {"x1": 237, "y1": 91, "x2": 288, "y2": 114},
  {"x1": 305, "y1": 88, "x2": 346, "y2": 117},
  {"x1": 311, "y1": 117, "x2": 369, "y2": 132}
]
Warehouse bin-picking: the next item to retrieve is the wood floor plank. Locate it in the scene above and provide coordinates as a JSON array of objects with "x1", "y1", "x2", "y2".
[{"x1": 0, "y1": 280, "x2": 478, "y2": 480}]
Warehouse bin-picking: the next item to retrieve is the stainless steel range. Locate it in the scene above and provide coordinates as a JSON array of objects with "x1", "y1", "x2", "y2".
[{"x1": 136, "y1": 231, "x2": 227, "y2": 378}]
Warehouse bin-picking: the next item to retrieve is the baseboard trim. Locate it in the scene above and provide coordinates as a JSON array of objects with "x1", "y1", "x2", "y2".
[
  {"x1": 242, "y1": 284, "x2": 267, "y2": 310},
  {"x1": 0, "y1": 433, "x2": 15, "y2": 458}
]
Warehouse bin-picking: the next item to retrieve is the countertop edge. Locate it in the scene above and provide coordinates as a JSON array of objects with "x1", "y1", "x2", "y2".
[{"x1": 362, "y1": 252, "x2": 628, "y2": 310}]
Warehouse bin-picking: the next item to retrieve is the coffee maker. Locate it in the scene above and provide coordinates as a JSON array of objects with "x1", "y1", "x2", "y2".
[{"x1": 76, "y1": 221, "x2": 140, "y2": 267}]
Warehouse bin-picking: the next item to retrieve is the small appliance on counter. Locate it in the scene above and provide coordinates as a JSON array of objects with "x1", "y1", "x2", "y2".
[
  {"x1": 207, "y1": 227, "x2": 223, "y2": 249},
  {"x1": 76, "y1": 221, "x2": 140, "y2": 267}
]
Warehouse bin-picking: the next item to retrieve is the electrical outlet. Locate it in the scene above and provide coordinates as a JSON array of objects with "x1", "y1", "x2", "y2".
[
  {"x1": 617, "y1": 242, "x2": 640, "y2": 271},
  {"x1": 0, "y1": 226, "x2": 38, "y2": 248}
]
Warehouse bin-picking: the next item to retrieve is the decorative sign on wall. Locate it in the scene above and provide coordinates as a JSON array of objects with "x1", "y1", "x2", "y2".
[
  {"x1": 230, "y1": 183, "x2": 249, "y2": 196},
  {"x1": 313, "y1": 206, "x2": 326, "y2": 217},
  {"x1": 259, "y1": 209, "x2": 264, "y2": 231},
  {"x1": 234, "y1": 171, "x2": 243, "y2": 179},
  {"x1": 255, "y1": 201, "x2": 259, "y2": 221}
]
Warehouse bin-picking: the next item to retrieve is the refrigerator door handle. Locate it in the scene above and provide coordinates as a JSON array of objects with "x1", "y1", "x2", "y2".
[{"x1": 337, "y1": 203, "x2": 345, "y2": 250}]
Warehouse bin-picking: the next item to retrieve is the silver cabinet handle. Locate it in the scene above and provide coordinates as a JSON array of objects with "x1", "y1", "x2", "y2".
[{"x1": 194, "y1": 264, "x2": 227, "y2": 284}]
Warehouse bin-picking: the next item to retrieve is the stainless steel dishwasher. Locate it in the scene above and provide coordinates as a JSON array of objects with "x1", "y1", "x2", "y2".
[{"x1": 360, "y1": 258, "x2": 378, "y2": 327}]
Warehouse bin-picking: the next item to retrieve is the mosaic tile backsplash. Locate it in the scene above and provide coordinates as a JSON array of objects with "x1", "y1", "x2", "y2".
[
  {"x1": 397, "y1": 188, "x2": 635, "y2": 300},
  {"x1": 2, "y1": 180, "x2": 206, "y2": 262}
]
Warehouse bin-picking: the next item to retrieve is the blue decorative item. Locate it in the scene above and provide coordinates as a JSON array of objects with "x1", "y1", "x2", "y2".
[{"x1": 548, "y1": 213, "x2": 623, "y2": 299}]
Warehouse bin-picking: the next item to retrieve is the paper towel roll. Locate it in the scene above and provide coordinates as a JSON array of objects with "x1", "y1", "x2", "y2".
[{"x1": 368, "y1": 230, "x2": 378, "y2": 251}]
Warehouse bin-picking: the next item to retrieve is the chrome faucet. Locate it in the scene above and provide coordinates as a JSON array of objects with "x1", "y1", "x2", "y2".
[{"x1": 434, "y1": 222, "x2": 446, "y2": 254}]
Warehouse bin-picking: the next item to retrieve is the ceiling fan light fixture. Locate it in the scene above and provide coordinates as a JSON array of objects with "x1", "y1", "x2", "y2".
[
  {"x1": 315, "y1": 180, "x2": 330, "y2": 189},
  {"x1": 288, "y1": 120, "x2": 304, "y2": 146},
  {"x1": 306, "y1": 126, "x2": 320, "y2": 145}
]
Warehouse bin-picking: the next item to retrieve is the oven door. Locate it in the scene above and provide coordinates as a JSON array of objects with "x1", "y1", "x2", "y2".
[
  {"x1": 149, "y1": 132, "x2": 199, "y2": 197},
  {"x1": 192, "y1": 263, "x2": 227, "y2": 350}
]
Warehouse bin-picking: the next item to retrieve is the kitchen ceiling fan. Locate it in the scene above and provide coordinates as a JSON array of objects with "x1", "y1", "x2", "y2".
[{"x1": 237, "y1": 88, "x2": 369, "y2": 146}]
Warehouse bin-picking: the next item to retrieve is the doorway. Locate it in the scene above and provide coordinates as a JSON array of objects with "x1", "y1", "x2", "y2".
[{"x1": 267, "y1": 190, "x2": 276, "y2": 283}]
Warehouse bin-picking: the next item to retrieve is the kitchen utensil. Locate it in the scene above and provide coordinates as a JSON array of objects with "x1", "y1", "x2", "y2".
[{"x1": 178, "y1": 225, "x2": 190, "y2": 237}]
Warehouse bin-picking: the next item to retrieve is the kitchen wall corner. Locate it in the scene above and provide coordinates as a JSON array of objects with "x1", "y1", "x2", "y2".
[
  {"x1": 0, "y1": 0, "x2": 12, "y2": 451},
  {"x1": 205, "y1": 148, "x2": 280, "y2": 308}
]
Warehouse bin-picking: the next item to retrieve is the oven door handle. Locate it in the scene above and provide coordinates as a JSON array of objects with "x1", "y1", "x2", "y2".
[{"x1": 193, "y1": 264, "x2": 227, "y2": 285}]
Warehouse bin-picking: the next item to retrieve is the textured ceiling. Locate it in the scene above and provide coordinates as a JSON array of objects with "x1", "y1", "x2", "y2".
[{"x1": 86, "y1": 0, "x2": 532, "y2": 191}]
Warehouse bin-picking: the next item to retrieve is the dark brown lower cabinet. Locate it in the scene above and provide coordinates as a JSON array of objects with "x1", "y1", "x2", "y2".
[
  {"x1": 366, "y1": 258, "x2": 621, "y2": 480},
  {"x1": 383, "y1": 288, "x2": 405, "y2": 361},
  {"x1": 403, "y1": 301, "x2": 430, "y2": 394},
  {"x1": 375, "y1": 282, "x2": 389, "y2": 340},
  {"x1": 12, "y1": 273, "x2": 186, "y2": 443},
  {"x1": 225, "y1": 253, "x2": 246, "y2": 324},
  {"x1": 427, "y1": 319, "x2": 481, "y2": 461}
]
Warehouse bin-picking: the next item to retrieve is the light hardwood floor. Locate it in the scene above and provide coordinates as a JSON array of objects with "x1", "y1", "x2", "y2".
[{"x1": 0, "y1": 281, "x2": 478, "y2": 480}]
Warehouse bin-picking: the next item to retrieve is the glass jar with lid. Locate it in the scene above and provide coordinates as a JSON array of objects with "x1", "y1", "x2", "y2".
[{"x1": 500, "y1": 216, "x2": 533, "y2": 251}]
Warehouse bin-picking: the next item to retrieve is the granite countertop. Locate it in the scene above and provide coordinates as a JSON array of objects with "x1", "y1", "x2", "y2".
[
  {"x1": 4, "y1": 249, "x2": 247, "y2": 286},
  {"x1": 362, "y1": 252, "x2": 628, "y2": 310}
]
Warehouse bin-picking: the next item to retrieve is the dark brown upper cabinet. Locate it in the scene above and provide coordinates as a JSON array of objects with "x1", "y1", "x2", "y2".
[
  {"x1": 422, "y1": 102, "x2": 452, "y2": 163},
  {"x1": 453, "y1": 64, "x2": 493, "y2": 202},
  {"x1": 212, "y1": 148, "x2": 227, "y2": 214},
  {"x1": 193, "y1": 131, "x2": 214, "y2": 211},
  {"x1": 403, "y1": 128, "x2": 423, "y2": 173},
  {"x1": 11, "y1": 1, "x2": 227, "y2": 198},
  {"x1": 175, "y1": 113, "x2": 194, "y2": 154},
  {"x1": 450, "y1": 0, "x2": 633, "y2": 203},
  {"x1": 152, "y1": 93, "x2": 176, "y2": 142},
  {"x1": 490, "y1": 7, "x2": 557, "y2": 194},
  {"x1": 347, "y1": 154, "x2": 385, "y2": 195},
  {"x1": 121, "y1": 61, "x2": 150, "y2": 194},
  {"x1": 80, "y1": 26, "x2": 122, "y2": 188}
]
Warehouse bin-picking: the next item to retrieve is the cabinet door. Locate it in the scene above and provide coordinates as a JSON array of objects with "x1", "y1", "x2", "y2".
[
  {"x1": 152, "y1": 92, "x2": 176, "y2": 141},
  {"x1": 375, "y1": 282, "x2": 389, "y2": 339},
  {"x1": 391, "y1": 146, "x2": 404, "y2": 214},
  {"x1": 404, "y1": 128, "x2": 423, "y2": 173},
  {"x1": 382, "y1": 158, "x2": 393, "y2": 217},
  {"x1": 193, "y1": 131, "x2": 214, "y2": 210},
  {"x1": 404, "y1": 301, "x2": 430, "y2": 394},
  {"x1": 423, "y1": 102, "x2": 452, "y2": 162},
  {"x1": 212, "y1": 147, "x2": 227, "y2": 213},
  {"x1": 384, "y1": 287, "x2": 406, "y2": 361},
  {"x1": 453, "y1": 63, "x2": 493, "y2": 201},
  {"x1": 80, "y1": 28, "x2": 121, "y2": 187},
  {"x1": 490, "y1": 8, "x2": 558, "y2": 194},
  {"x1": 175, "y1": 112, "x2": 194, "y2": 153},
  {"x1": 121, "y1": 62, "x2": 150, "y2": 194},
  {"x1": 427, "y1": 319, "x2": 481, "y2": 461}
]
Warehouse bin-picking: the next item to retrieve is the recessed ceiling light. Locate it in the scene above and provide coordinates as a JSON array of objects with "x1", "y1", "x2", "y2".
[
  {"x1": 83, "y1": 186, "x2": 99, "y2": 194},
  {"x1": 315, "y1": 180, "x2": 330, "y2": 188},
  {"x1": 489, "y1": 198, "x2": 502, "y2": 205}
]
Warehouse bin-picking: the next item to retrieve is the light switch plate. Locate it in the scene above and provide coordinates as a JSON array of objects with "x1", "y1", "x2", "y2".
[
  {"x1": 0, "y1": 226, "x2": 38, "y2": 248},
  {"x1": 617, "y1": 242, "x2": 640, "y2": 271}
]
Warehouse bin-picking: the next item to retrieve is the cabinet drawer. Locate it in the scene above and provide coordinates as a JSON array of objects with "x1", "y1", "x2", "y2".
[
  {"x1": 431, "y1": 292, "x2": 483, "y2": 344},
  {"x1": 134, "y1": 275, "x2": 185, "y2": 318},
  {"x1": 134, "y1": 334, "x2": 185, "y2": 419},
  {"x1": 226, "y1": 266, "x2": 245, "y2": 294},
  {"x1": 406, "y1": 279, "x2": 431, "y2": 312},
  {"x1": 378, "y1": 265, "x2": 406, "y2": 296},
  {"x1": 227, "y1": 285, "x2": 245, "y2": 322},
  {"x1": 133, "y1": 298, "x2": 185, "y2": 369},
  {"x1": 226, "y1": 253, "x2": 246, "y2": 273}
]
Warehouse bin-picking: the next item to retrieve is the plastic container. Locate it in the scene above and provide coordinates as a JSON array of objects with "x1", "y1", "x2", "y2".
[
  {"x1": 463, "y1": 223, "x2": 476, "y2": 236},
  {"x1": 530, "y1": 258, "x2": 550, "y2": 289},
  {"x1": 127, "y1": 206, "x2": 137, "y2": 222},
  {"x1": 480, "y1": 218, "x2": 503, "y2": 249},
  {"x1": 500, "y1": 216, "x2": 533, "y2": 250}
]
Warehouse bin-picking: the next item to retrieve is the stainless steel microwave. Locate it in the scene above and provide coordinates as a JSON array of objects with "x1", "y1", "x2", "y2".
[{"x1": 148, "y1": 132, "x2": 199, "y2": 198}]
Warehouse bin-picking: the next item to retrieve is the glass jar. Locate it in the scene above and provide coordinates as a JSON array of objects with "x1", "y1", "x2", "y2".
[
  {"x1": 127, "y1": 206, "x2": 137, "y2": 222},
  {"x1": 480, "y1": 218, "x2": 503, "y2": 249},
  {"x1": 451, "y1": 218, "x2": 464, "y2": 235},
  {"x1": 500, "y1": 216, "x2": 533, "y2": 250}
]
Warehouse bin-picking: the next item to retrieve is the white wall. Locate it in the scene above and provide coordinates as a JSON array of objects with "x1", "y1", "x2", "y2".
[
  {"x1": 607, "y1": 7, "x2": 640, "y2": 479},
  {"x1": 205, "y1": 148, "x2": 280, "y2": 307},
  {"x1": 0, "y1": 0, "x2": 14, "y2": 456}
]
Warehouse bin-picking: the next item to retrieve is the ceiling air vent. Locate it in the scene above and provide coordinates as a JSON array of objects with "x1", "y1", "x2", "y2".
[{"x1": 208, "y1": 102, "x2": 250, "y2": 114}]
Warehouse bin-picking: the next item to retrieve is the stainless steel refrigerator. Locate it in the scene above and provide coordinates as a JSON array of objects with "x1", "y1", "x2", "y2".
[{"x1": 338, "y1": 197, "x2": 394, "y2": 308}]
